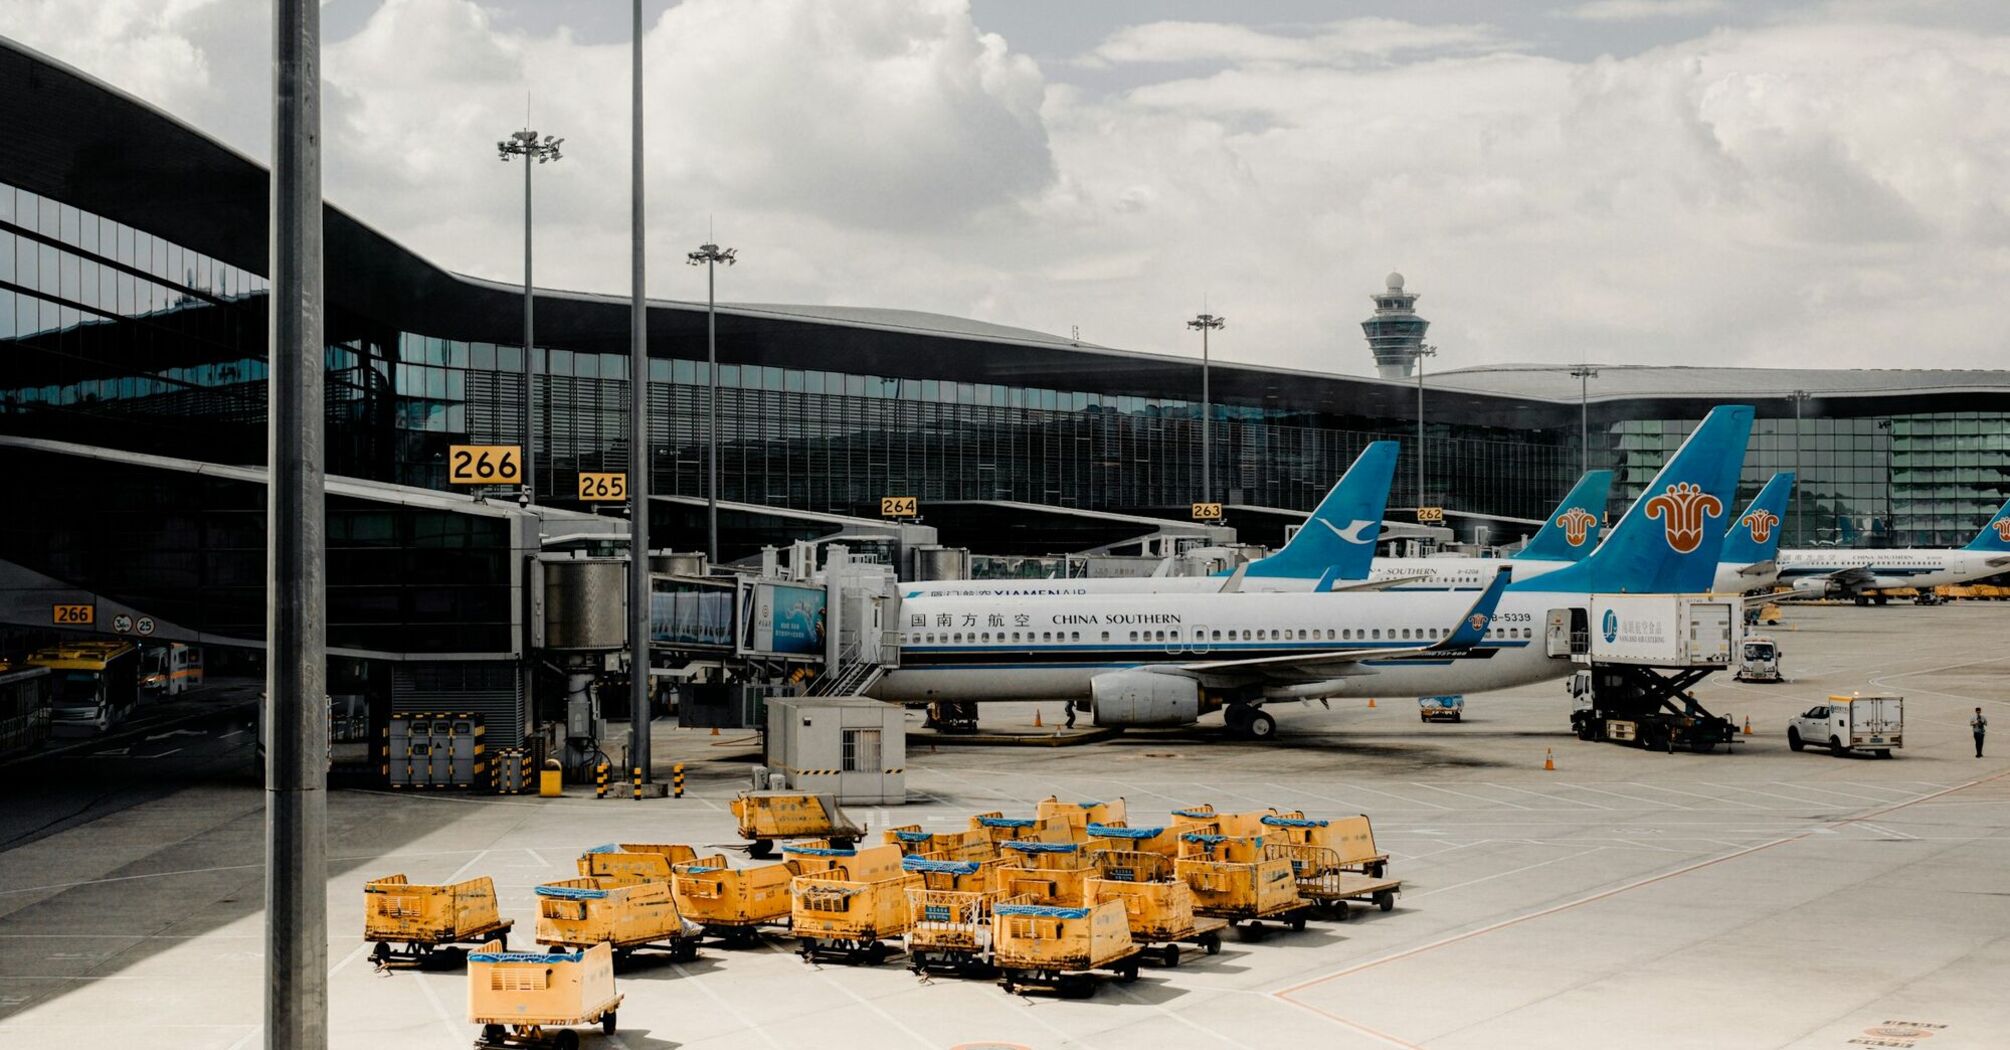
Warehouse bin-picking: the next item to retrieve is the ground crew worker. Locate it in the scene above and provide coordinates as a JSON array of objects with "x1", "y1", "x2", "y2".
[
  {"x1": 1973, "y1": 708, "x2": 1988, "y2": 758},
  {"x1": 1064, "y1": 702, "x2": 1076, "y2": 729}
]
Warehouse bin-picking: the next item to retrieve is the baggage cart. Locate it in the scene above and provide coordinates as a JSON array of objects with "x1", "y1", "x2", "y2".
[
  {"x1": 1086, "y1": 822, "x2": 1184, "y2": 858},
  {"x1": 967, "y1": 812, "x2": 1083, "y2": 845},
  {"x1": 884, "y1": 825, "x2": 996, "y2": 862},
  {"x1": 790, "y1": 867, "x2": 925, "y2": 965},
  {"x1": 1175, "y1": 834, "x2": 1311, "y2": 938},
  {"x1": 1260, "y1": 813, "x2": 1390, "y2": 878},
  {"x1": 1084, "y1": 851, "x2": 1226, "y2": 967},
  {"x1": 575, "y1": 843, "x2": 702, "y2": 886},
  {"x1": 1265, "y1": 843, "x2": 1402, "y2": 918},
  {"x1": 997, "y1": 840, "x2": 1095, "y2": 906},
  {"x1": 903, "y1": 860, "x2": 1001, "y2": 978},
  {"x1": 904, "y1": 853, "x2": 1006, "y2": 895},
  {"x1": 468, "y1": 939, "x2": 621, "y2": 1050},
  {"x1": 533, "y1": 878, "x2": 701, "y2": 961},
  {"x1": 669, "y1": 855, "x2": 796, "y2": 944},
  {"x1": 992, "y1": 898, "x2": 1141, "y2": 998},
  {"x1": 733, "y1": 791, "x2": 866, "y2": 858},
  {"x1": 365, "y1": 874, "x2": 515, "y2": 968},
  {"x1": 1035, "y1": 796, "x2": 1127, "y2": 829}
]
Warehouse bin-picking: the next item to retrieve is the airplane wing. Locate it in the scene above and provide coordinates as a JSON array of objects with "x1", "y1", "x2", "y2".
[
  {"x1": 1818, "y1": 565, "x2": 1877, "y2": 594},
  {"x1": 1170, "y1": 568, "x2": 1512, "y2": 685},
  {"x1": 1733, "y1": 559, "x2": 1776, "y2": 578}
]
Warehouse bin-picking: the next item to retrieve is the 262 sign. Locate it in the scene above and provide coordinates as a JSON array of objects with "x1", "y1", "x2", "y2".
[
  {"x1": 447, "y1": 445, "x2": 522, "y2": 485},
  {"x1": 577, "y1": 472, "x2": 628, "y2": 502}
]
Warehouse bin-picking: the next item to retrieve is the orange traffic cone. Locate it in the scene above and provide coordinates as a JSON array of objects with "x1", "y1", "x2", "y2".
[
  {"x1": 1033, "y1": 710, "x2": 1043, "y2": 729},
  {"x1": 1543, "y1": 748, "x2": 1556, "y2": 772},
  {"x1": 710, "y1": 725, "x2": 720, "y2": 737},
  {"x1": 1367, "y1": 697, "x2": 1377, "y2": 709},
  {"x1": 1742, "y1": 716, "x2": 1753, "y2": 735}
]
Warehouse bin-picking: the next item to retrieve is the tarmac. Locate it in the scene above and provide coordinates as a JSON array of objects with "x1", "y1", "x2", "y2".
[{"x1": 1, "y1": 603, "x2": 2007, "y2": 1049}]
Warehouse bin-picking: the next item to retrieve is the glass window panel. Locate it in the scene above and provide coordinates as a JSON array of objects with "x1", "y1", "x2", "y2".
[
  {"x1": 59, "y1": 202, "x2": 80, "y2": 245},
  {"x1": 720, "y1": 364, "x2": 739, "y2": 387},
  {"x1": 496, "y1": 345, "x2": 521, "y2": 372},
  {"x1": 573, "y1": 352, "x2": 598, "y2": 378},
  {"x1": 549, "y1": 348, "x2": 572, "y2": 375},
  {"x1": 0, "y1": 291, "x2": 13, "y2": 338},
  {"x1": 14, "y1": 236, "x2": 31, "y2": 289},
  {"x1": 0, "y1": 230, "x2": 11, "y2": 283},
  {"x1": 471, "y1": 342, "x2": 494, "y2": 370},
  {"x1": 763, "y1": 366, "x2": 782, "y2": 390},
  {"x1": 0, "y1": 186, "x2": 11, "y2": 224}
]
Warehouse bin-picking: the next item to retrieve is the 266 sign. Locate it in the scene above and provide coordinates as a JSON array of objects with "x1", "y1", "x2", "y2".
[
  {"x1": 52, "y1": 603, "x2": 95, "y2": 626},
  {"x1": 447, "y1": 444, "x2": 522, "y2": 485},
  {"x1": 881, "y1": 496, "x2": 919, "y2": 518},
  {"x1": 577, "y1": 472, "x2": 628, "y2": 502}
]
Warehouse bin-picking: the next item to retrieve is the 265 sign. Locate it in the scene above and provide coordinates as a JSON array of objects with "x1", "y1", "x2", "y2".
[
  {"x1": 447, "y1": 445, "x2": 522, "y2": 485},
  {"x1": 577, "y1": 472, "x2": 628, "y2": 502}
]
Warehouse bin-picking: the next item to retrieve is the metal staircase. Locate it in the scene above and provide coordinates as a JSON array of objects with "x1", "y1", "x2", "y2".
[{"x1": 806, "y1": 643, "x2": 885, "y2": 697}]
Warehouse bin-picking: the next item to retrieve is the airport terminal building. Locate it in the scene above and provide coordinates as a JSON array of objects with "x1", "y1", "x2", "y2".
[{"x1": 6, "y1": 35, "x2": 2010, "y2": 673}]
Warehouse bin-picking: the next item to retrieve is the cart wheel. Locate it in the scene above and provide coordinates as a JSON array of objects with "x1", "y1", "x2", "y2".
[
  {"x1": 371, "y1": 942, "x2": 391, "y2": 963},
  {"x1": 1287, "y1": 912, "x2": 1308, "y2": 932},
  {"x1": 674, "y1": 938, "x2": 700, "y2": 963},
  {"x1": 1161, "y1": 945, "x2": 1181, "y2": 968},
  {"x1": 748, "y1": 840, "x2": 774, "y2": 859},
  {"x1": 866, "y1": 941, "x2": 889, "y2": 966},
  {"x1": 830, "y1": 837, "x2": 856, "y2": 851},
  {"x1": 999, "y1": 977, "x2": 1016, "y2": 995},
  {"x1": 1368, "y1": 861, "x2": 1386, "y2": 879},
  {"x1": 1332, "y1": 901, "x2": 1351, "y2": 921},
  {"x1": 601, "y1": 1011, "x2": 617, "y2": 1036},
  {"x1": 1118, "y1": 961, "x2": 1140, "y2": 983},
  {"x1": 1375, "y1": 890, "x2": 1395, "y2": 912},
  {"x1": 553, "y1": 1029, "x2": 579, "y2": 1050},
  {"x1": 480, "y1": 1023, "x2": 505, "y2": 1045},
  {"x1": 547, "y1": 945, "x2": 568, "y2": 954},
  {"x1": 1200, "y1": 931, "x2": 1221, "y2": 955},
  {"x1": 1237, "y1": 923, "x2": 1267, "y2": 942},
  {"x1": 1065, "y1": 975, "x2": 1096, "y2": 998}
]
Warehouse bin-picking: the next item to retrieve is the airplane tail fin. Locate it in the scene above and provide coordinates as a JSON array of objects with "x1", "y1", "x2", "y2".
[
  {"x1": 1961, "y1": 496, "x2": 2010, "y2": 552},
  {"x1": 1718, "y1": 472, "x2": 1795, "y2": 566},
  {"x1": 1515, "y1": 406, "x2": 1753, "y2": 594},
  {"x1": 1246, "y1": 441, "x2": 1398, "y2": 579},
  {"x1": 1513, "y1": 470, "x2": 1614, "y2": 563}
]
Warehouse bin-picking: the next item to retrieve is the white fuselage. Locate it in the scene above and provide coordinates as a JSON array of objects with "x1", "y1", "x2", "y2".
[
  {"x1": 871, "y1": 589, "x2": 1574, "y2": 705},
  {"x1": 1776, "y1": 548, "x2": 2010, "y2": 593},
  {"x1": 1368, "y1": 558, "x2": 1776, "y2": 595}
]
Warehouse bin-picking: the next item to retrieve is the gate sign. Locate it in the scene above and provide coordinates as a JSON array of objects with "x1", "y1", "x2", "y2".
[
  {"x1": 576, "y1": 471, "x2": 628, "y2": 502},
  {"x1": 447, "y1": 444, "x2": 522, "y2": 485},
  {"x1": 1191, "y1": 502, "x2": 1224, "y2": 521},
  {"x1": 52, "y1": 603, "x2": 95, "y2": 626},
  {"x1": 881, "y1": 496, "x2": 919, "y2": 518},
  {"x1": 1417, "y1": 506, "x2": 1445, "y2": 524}
]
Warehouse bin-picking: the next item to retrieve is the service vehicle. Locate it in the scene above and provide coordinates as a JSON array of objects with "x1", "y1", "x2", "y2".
[
  {"x1": 1419, "y1": 695, "x2": 1464, "y2": 722},
  {"x1": 991, "y1": 898, "x2": 1142, "y2": 997},
  {"x1": 1789, "y1": 693, "x2": 1903, "y2": 758},
  {"x1": 1259, "y1": 812, "x2": 1390, "y2": 878},
  {"x1": 1733, "y1": 636, "x2": 1782, "y2": 683},
  {"x1": 575, "y1": 843, "x2": 703, "y2": 885},
  {"x1": 363, "y1": 874, "x2": 515, "y2": 967},
  {"x1": 468, "y1": 940, "x2": 621, "y2": 1050},
  {"x1": 29, "y1": 640, "x2": 139, "y2": 733},
  {"x1": 788, "y1": 844, "x2": 920, "y2": 964},
  {"x1": 1083, "y1": 851, "x2": 1226, "y2": 966},
  {"x1": 902, "y1": 854, "x2": 1008, "y2": 977},
  {"x1": 732, "y1": 791, "x2": 865, "y2": 858},
  {"x1": 533, "y1": 877, "x2": 701, "y2": 961},
  {"x1": 140, "y1": 643, "x2": 203, "y2": 697},
  {"x1": 668, "y1": 854, "x2": 796, "y2": 944},
  {"x1": 1174, "y1": 833, "x2": 1312, "y2": 938},
  {"x1": 996, "y1": 840, "x2": 1097, "y2": 906}
]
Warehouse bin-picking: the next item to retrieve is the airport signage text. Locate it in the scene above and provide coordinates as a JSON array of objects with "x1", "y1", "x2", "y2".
[
  {"x1": 448, "y1": 444, "x2": 522, "y2": 485},
  {"x1": 1192, "y1": 502, "x2": 1224, "y2": 521},
  {"x1": 881, "y1": 496, "x2": 919, "y2": 518},
  {"x1": 577, "y1": 472, "x2": 628, "y2": 502},
  {"x1": 1417, "y1": 506, "x2": 1445, "y2": 524},
  {"x1": 52, "y1": 603, "x2": 95, "y2": 626}
]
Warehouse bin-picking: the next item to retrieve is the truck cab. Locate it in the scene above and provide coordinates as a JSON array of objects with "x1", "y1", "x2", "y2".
[
  {"x1": 1733, "y1": 637, "x2": 1781, "y2": 683},
  {"x1": 1788, "y1": 693, "x2": 1902, "y2": 758}
]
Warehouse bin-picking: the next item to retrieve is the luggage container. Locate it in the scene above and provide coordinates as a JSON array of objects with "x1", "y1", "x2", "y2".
[
  {"x1": 1178, "y1": 805, "x2": 1271, "y2": 838},
  {"x1": 575, "y1": 843, "x2": 702, "y2": 886},
  {"x1": 1034, "y1": 796, "x2": 1127, "y2": 829},
  {"x1": 533, "y1": 878, "x2": 701, "y2": 961},
  {"x1": 669, "y1": 856, "x2": 797, "y2": 944},
  {"x1": 904, "y1": 853, "x2": 1006, "y2": 895},
  {"x1": 901, "y1": 855, "x2": 1006, "y2": 977},
  {"x1": 883, "y1": 825, "x2": 996, "y2": 862},
  {"x1": 1264, "y1": 843, "x2": 1402, "y2": 918},
  {"x1": 788, "y1": 844, "x2": 919, "y2": 964},
  {"x1": 1259, "y1": 813, "x2": 1390, "y2": 878},
  {"x1": 365, "y1": 874, "x2": 515, "y2": 968},
  {"x1": 468, "y1": 939, "x2": 621, "y2": 1050},
  {"x1": 1084, "y1": 851, "x2": 1226, "y2": 966},
  {"x1": 992, "y1": 898, "x2": 1141, "y2": 998},
  {"x1": 997, "y1": 841, "x2": 1095, "y2": 906},
  {"x1": 732, "y1": 791, "x2": 866, "y2": 858},
  {"x1": 967, "y1": 812, "x2": 1083, "y2": 845},
  {"x1": 1085, "y1": 822, "x2": 1183, "y2": 859},
  {"x1": 1174, "y1": 834, "x2": 1310, "y2": 937}
]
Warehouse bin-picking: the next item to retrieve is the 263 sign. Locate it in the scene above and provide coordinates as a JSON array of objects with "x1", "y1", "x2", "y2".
[
  {"x1": 577, "y1": 472, "x2": 628, "y2": 502},
  {"x1": 447, "y1": 445, "x2": 522, "y2": 485},
  {"x1": 1191, "y1": 502, "x2": 1225, "y2": 522}
]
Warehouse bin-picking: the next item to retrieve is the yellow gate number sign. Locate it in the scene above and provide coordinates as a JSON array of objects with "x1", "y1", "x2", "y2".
[
  {"x1": 1417, "y1": 506, "x2": 1445, "y2": 524},
  {"x1": 881, "y1": 496, "x2": 918, "y2": 518},
  {"x1": 1192, "y1": 502, "x2": 1224, "y2": 521},
  {"x1": 447, "y1": 444, "x2": 522, "y2": 485},
  {"x1": 577, "y1": 472, "x2": 628, "y2": 502},
  {"x1": 53, "y1": 603, "x2": 95, "y2": 626}
]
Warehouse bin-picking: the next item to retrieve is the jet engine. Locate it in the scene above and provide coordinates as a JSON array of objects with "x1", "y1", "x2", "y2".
[{"x1": 1089, "y1": 671, "x2": 1202, "y2": 727}]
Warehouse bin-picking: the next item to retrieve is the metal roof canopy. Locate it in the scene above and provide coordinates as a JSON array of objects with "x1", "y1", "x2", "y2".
[
  {"x1": 647, "y1": 495, "x2": 937, "y2": 563},
  {"x1": 922, "y1": 500, "x2": 1235, "y2": 558}
]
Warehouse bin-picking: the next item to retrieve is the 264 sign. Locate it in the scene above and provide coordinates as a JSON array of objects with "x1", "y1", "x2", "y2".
[
  {"x1": 447, "y1": 445, "x2": 522, "y2": 485},
  {"x1": 881, "y1": 496, "x2": 919, "y2": 518},
  {"x1": 577, "y1": 472, "x2": 628, "y2": 502}
]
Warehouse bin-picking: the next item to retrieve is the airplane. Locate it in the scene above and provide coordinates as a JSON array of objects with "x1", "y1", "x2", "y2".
[
  {"x1": 1710, "y1": 472, "x2": 1795, "y2": 593},
  {"x1": 899, "y1": 441, "x2": 1401, "y2": 598},
  {"x1": 872, "y1": 405, "x2": 1756, "y2": 740},
  {"x1": 1352, "y1": 470, "x2": 1613, "y2": 589},
  {"x1": 1775, "y1": 496, "x2": 2010, "y2": 604}
]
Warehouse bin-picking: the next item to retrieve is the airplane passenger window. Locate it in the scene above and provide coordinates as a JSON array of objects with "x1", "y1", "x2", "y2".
[
  {"x1": 1101, "y1": 631, "x2": 1111, "y2": 642},
  {"x1": 1071, "y1": 631, "x2": 1081, "y2": 642},
  {"x1": 953, "y1": 633, "x2": 962, "y2": 643},
  {"x1": 1327, "y1": 629, "x2": 1336, "y2": 640},
  {"x1": 1155, "y1": 630, "x2": 1167, "y2": 642},
  {"x1": 1212, "y1": 630, "x2": 1222, "y2": 641},
  {"x1": 1372, "y1": 629, "x2": 1382, "y2": 640},
  {"x1": 1129, "y1": 631, "x2": 1139, "y2": 642},
  {"x1": 1401, "y1": 628, "x2": 1411, "y2": 640},
  {"x1": 1299, "y1": 629, "x2": 1309, "y2": 640},
  {"x1": 1042, "y1": 632, "x2": 1052, "y2": 642}
]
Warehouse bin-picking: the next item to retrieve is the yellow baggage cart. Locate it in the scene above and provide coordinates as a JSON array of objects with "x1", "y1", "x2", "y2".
[
  {"x1": 669, "y1": 855, "x2": 796, "y2": 944},
  {"x1": 1265, "y1": 843, "x2": 1402, "y2": 918},
  {"x1": 575, "y1": 843, "x2": 702, "y2": 886},
  {"x1": 967, "y1": 812, "x2": 1083, "y2": 845},
  {"x1": 1260, "y1": 813, "x2": 1389, "y2": 877},
  {"x1": 365, "y1": 874, "x2": 515, "y2": 968},
  {"x1": 1175, "y1": 834, "x2": 1311, "y2": 938},
  {"x1": 1085, "y1": 851, "x2": 1227, "y2": 966},
  {"x1": 992, "y1": 897, "x2": 1141, "y2": 997},
  {"x1": 468, "y1": 939, "x2": 621, "y2": 1050},
  {"x1": 1086, "y1": 821, "x2": 1184, "y2": 859},
  {"x1": 732, "y1": 791, "x2": 865, "y2": 858},
  {"x1": 1169, "y1": 804, "x2": 1222, "y2": 832},
  {"x1": 884, "y1": 825, "x2": 996, "y2": 862},
  {"x1": 789, "y1": 844, "x2": 919, "y2": 964},
  {"x1": 901, "y1": 855, "x2": 1006, "y2": 976},
  {"x1": 1035, "y1": 795, "x2": 1127, "y2": 829},
  {"x1": 997, "y1": 840, "x2": 1096, "y2": 906},
  {"x1": 533, "y1": 877, "x2": 701, "y2": 961}
]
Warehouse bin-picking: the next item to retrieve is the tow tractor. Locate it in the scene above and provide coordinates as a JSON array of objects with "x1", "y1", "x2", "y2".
[{"x1": 1732, "y1": 636, "x2": 1782, "y2": 683}]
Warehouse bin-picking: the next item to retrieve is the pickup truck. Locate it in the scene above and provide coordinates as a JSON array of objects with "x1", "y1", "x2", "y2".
[{"x1": 1788, "y1": 694, "x2": 1902, "y2": 758}]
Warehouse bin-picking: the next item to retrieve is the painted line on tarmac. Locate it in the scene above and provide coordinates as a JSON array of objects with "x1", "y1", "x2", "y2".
[
  {"x1": 1407, "y1": 782, "x2": 1532, "y2": 810},
  {"x1": 1483, "y1": 781, "x2": 1612, "y2": 810},
  {"x1": 757, "y1": 941, "x2": 941, "y2": 1050},
  {"x1": 1336, "y1": 781, "x2": 1452, "y2": 811},
  {"x1": 1620, "y1": 781, "x2": 1768, "y2": 810},
  {"x1": 1107, "y1": 979, "x2": 1260, "y2": 1049},
  {"x1": 1402, "y1": 847, "x2": 1607, "y2": 900},
  {"x1": 668, "y1": 957, "x2": 787, "y2": 1049},
  {"x1": 1769, "y1": 780, "x2": 1899, "y2": 805},
  {"x1": 1555, "y1": 782, "x2": 1688, "y2": 809}
]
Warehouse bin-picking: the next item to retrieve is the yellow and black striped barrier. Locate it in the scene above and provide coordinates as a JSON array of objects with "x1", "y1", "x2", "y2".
[
  {"x1": 632, "y1": 766, "x2": 642, "y2": 801},
  {"x1": 595, "y1": 762, "x2": 608, "y2": 799},
  {"x1": 672, "y1": 762, "x2": 685, "y2": 798}
]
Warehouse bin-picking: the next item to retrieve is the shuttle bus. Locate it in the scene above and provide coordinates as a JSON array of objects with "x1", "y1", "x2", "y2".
[{"x1": 29, "y1": 641, "x2": 140, "y2": 733}]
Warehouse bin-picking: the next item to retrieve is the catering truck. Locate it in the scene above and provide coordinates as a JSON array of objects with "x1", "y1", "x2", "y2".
[
  {"x1": 1554, "y1": 595, "x2": 1744, "y2": 754},
  {"x1": 1788, "y1": 694, "x2": 1903, "y2": 758}
]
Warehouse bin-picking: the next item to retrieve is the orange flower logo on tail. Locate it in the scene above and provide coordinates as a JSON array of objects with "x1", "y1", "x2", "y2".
[
  {"x1": 1742, "y1": 509, "x2": 1779, "y2": 544},
  {"x1": 1556, "y1": 507, "x2": 1598, "y2": 547},
  {"x1": 1993, "y1": 518, "x2": 2010, "y2": 542},
  {"x1": 1644, "y1": 482, "x2": 1724, "y2": 554}
]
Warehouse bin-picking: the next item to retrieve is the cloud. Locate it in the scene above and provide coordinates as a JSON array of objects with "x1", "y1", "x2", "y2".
[
  {"x1": 1560, "y1": 0, "x2": 1728, "y2": 22},
  {"x1": 1081, "y1": 18, "x2": 1512, "y2": 68}
]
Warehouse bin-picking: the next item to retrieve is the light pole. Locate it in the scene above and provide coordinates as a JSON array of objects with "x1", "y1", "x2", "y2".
[
  {"x1": 497, "y1": 127, "x2": 563, "y2": 501},
  {"x1": 1414, "y1": 343, "x2": 1437, "y2": 513},
  {"x1": 687, "y1": 242, "x2": 736, "y2": 564},
  {"x1": 627, "y1": 0, "x2": 652, "y2": 788},
  {"x1": 1788, "y1": 390, "x2": 1810, "y2": 545},
  {"x1": 1569, "y1": 365, "x2": 1599, "y2": 475},
  {"x1": 1186, "y1": 312, "x2": 1224, "y2": 504}
]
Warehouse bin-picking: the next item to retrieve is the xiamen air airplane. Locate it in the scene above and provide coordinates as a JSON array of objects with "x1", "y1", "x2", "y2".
[
  {"x1": 872, "y1": 406, "x2": 1757, "y2": 740},
  {"x1": 1776, "y1": 499, "x2": 2010, "y2": 603}
]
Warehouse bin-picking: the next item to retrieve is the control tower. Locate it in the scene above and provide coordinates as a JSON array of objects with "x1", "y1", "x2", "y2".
[{"x1": 1361, "y1": 272, "x2": 1430, "y2": 379}]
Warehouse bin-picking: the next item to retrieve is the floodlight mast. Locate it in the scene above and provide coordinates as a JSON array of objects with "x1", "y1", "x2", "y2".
[
  {"x1": 497, "y1": 129, "x2": 563, "y2": 501},
  {"x1": 687, "y1": 242, "x2": 737, "y2": 564},
  {"x1": 1186, "y1": 312, "x2": 1224, "y2": 505}
]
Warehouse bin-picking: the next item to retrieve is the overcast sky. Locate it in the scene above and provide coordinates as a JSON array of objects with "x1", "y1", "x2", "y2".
[{"x1": 8, "y1": 0, "x2": 2010, "y2": 376}]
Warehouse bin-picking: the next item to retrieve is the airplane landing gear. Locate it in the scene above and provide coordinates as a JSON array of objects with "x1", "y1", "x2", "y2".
[{"x1": 1223, "y1": 705, "x2": 1277, "y2": 741}]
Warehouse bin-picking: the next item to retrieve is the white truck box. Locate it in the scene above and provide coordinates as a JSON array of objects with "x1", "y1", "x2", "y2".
[{"x1": 1547, "y1": 595, "x2": 1742, "y2": 669}]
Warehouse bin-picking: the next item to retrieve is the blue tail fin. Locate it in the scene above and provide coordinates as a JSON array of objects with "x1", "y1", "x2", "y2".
[
  {"x1": 1246, "y1": 441, "x2": 1398, "y2": 579},
  {"x1": 1719, "y1": 472, "x2": 1794, "y2": 566},
  {"x1": 1514, "y1": 470, "x2": 1613, "y2": 563},
  {"x1": 1515, "y1": 406, "x2": 1754, "y2": 594},
  {"x1": 1962, "y1": 496, "x2": 2010, "y2": 552}
]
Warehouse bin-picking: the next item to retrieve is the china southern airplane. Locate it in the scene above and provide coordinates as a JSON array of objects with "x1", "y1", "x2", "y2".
[
  {"x1": 1709, "y1": 472, "x2": 1795, "y2": 593},
  {"x1": 1354, "y1": 470, "x2": 1612, "y2": 589},
  {"x1": 1776, "y1": 496, "x2": 2010, "y2": 604},
  {"x1": 872, "y1": 405, "x2": 1756, "y2": 739}
]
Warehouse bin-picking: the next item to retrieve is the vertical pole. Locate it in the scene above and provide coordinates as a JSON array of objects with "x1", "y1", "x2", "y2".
[
  {"x1": 1793, "y1": 395, "x2": 1804, "y2": 547},
  {"x1": 706, "y1": 259, "x2": 719, "y2": 564},
  {"x1": 266, "y1": 0, "x2": 328, "y2": 1045},
  {"x1": 521, "y1": 143, "x2": 536, "y2": 502},
  {"x1": 1415, "y1": 354, "x2": 1426, "y2": 512},
  {"x1": 1580, "y1": 371, "x2": 1589, "y2": 475},
  {"x1": 1201, "y1": 326, "x2": 1211, "y2": 505},
  {"x1": 628, "y1": 0, "x2": 652, "y2": 787}
]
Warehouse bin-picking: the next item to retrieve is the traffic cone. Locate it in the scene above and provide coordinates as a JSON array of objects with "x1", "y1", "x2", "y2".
[
  {"x1": 1543, "y1": 748, "x2": 1556, "y2": 772},
  {"x1": 1367, "y1": 697, "x2": 1376, "y2": 709},
  {"x1": 711, "y1": 725, "x2": 720, "y2": 737},
  {"x1": 1033, "y1": 710, "x2": 1043, "y2": 729},
  {"x1": 1742, "y1": 716, "x2": 1753, "y2": 736}
]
